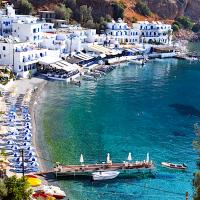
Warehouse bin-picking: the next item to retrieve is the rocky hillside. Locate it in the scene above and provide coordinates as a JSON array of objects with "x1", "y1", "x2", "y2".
[
  {"x1": 123, "y1": 0, "x2": 200, "y2": 23},
  {"x1": 10, "y1": 0, "x2": 200, "y2": 23}
]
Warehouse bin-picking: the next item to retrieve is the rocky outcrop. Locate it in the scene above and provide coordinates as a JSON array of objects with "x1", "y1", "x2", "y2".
[
  {"x1": 185, "y1": 0, "x2": 200, "y2": 23},
  {"x1": 146, "y1": 0, "x2": 200, "y2": 22}
]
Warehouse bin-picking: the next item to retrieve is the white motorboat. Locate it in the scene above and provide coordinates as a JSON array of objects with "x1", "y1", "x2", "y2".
[
  {"x1": 161, "y1": 162, "x2": 187, "y2": 170},
  {"x1": 130, "y1": 59, "x2": 145, "y2": 65},
  {"x1": 92, "y1": 171, "x2": 120, "y2": 181}
]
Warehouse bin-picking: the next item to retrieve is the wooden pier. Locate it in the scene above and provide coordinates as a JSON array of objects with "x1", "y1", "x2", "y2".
[{"x1": 53, "y1": 161, "x2": 154, "y2": 177}]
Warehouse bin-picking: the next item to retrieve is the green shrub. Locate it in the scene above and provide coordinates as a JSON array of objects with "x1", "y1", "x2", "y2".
[
  {"x1": 18, "y1": 0, "x2": 33, "y2": 15},
  {"x1": 2, "y1": 176, "x2": 32, "y2": 200},
  {"x1": 79, "y1": 5, "x2": 93, "y2": 24},
  {"x1": 192, "y1": 24, "x2": 200, "y2": 33},
  {"x1": 135, "y1": 0, "x2": 151, "y2": 16},
  {"x1": 176, "y1": 16, "x2": 194, "y2": 30},
  {"x1": 55, "y1": 4, "x2": 72, "y2": 21},
  {"x1": 172, "y1": 24, "x2": 180, "y2": 32},
  {"x1": 111, "y1": 2, "x2": 125, "y2": 20}
]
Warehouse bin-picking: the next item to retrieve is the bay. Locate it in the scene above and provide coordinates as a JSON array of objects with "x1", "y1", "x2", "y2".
[{"x1": 36, "y1": 57, "x2": 200, "y2": 200}]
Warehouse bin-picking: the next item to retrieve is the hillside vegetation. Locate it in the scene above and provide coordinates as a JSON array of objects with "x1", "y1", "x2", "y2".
[{"x1": 10, "y1": 0, "x2": 200, "y2": 34}]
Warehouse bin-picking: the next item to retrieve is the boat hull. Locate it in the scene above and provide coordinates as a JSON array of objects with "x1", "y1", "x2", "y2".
[
  {"x1": 92, "y1": 171, "x2": 120, "y2": 181},
  {"x1": 161, "y1": 162, "x2": 187, "y2": 170}
]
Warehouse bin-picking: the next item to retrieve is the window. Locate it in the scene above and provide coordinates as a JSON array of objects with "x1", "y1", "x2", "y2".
[
  {"x1": 3, "y1": 46, "x2": 5, "y2": 50},
  {"x1": 33, "y1": 28, "x2": 36, "y2": 33},
  {"x1": 0, "y1": 54, "x2": 1, "y2": 59}
]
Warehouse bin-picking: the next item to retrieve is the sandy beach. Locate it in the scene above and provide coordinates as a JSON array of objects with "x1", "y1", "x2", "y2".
[{"x1": 4, "y1": 76, "x2": 48, "y2": 178}]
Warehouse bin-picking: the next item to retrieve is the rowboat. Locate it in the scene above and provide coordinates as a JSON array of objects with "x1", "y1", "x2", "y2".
[
  {"x1": 92, "y1": 171, "x2": 120, "y2": 181},
  {"x1": 161, "y1": 162, "x2": 187, "y2": 170}
]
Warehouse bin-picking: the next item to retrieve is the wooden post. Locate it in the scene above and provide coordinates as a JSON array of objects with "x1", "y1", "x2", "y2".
[{"x1": 186, "y1": 192, "x2": 188, "y2": 200}]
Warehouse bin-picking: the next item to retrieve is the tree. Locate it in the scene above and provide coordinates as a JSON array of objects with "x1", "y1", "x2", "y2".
[
  {"x1": 18, "y1": 0, "x2": 33, "y2": 15},
  {"x1": 55, "y1": 4, "x2": 72, "y2": 21},
  {"x1": 65, "y1": 0, "x2": 76, "y2": 10},
  {"x1": 192, "y1": 24, "x2": 200, "y2": 33},
  {"x1": 176, "y1": 16, "x2": 194, "y2": 30},
  {"x1": 0, "y1": 179, "x2": 7, "y2": 198},
  {"x1": 172, "y1": 24, "x2": 180, "y2": 32},
  {"x1": 135, "y1": 0, "x2": 151, "y2": 16},
  {"x1": 79, "y1": 5, "x2": 93, "y2": 24},
  {"x1": 85, "y1": 20, "x2": 95, "y2": 29},
  {"x1": 111, "y1": 2, "x2": 125, "y2": 20},
  {"x1": 2, "y1": 176, "x2": 32, "y2": 200}
]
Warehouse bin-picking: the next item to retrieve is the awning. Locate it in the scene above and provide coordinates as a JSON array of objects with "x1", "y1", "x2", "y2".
[{"x1": 38, "y1": 56, "x2": 61, "y2": 65}]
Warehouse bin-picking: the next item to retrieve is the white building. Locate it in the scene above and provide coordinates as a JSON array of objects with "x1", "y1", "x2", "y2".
[
  {"x1": 0, "y1": 4, "x2": 15, "y2": 36},
  {"x1": 41, "y1": 26, "x2": 97, "y2": 55},
  {"x1": 105, "y1": 18, "x2": 140, "y2": 44},
  {"x1": 105, "y1": 19, "x2": 172, "y2": 45},
  {"x1": 0, "y1": 36, "x2": 59, "y2": 78},
  {"x1": 132, "y1": 21, "x2": 172, "y2": 45},
  {"x1": 12, "y1": 17, "x2": 55, "y2": 44}
]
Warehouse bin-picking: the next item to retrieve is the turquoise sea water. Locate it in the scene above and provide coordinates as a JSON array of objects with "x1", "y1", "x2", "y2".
[{"x1": 35, "y1": 58, "x2": 200, "y2": 200}]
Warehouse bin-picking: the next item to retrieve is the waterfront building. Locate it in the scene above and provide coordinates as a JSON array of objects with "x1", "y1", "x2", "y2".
[
  {"x1": 132, "y1": 21, "x2": 172, "y2": 45},
  {"x1": 0, "y1": 36, "x2": 59, "y2": 78},
  {"x1": 105, "y1": 18, "x2": 139, "y2": 44},
  {"x1": 105, "y1": 19, "x2": 172, "y2": 45}
]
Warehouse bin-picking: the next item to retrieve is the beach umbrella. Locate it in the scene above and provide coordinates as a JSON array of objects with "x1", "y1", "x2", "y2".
[
  {"x1": 11, "y1": 145, "x2": 19, "y2": 150},
  {"x1": 13, "y1": 152, "x2": 20, "y2": 157},
  {"x1": 23, "y1": 136, "x2": 31, "y2": 141},
  {"x1": 146, "y1": 153, "x2": 149, "y2": 163},
  {"x1": 23, "y1": 142, "x2": 31, "y2": 147},
  {"x1": 80, "y1": 154, "x2": 84, "y2": 165},
  {"x1": 4, "y1": 135, "x2": 17, "y2": 140},
  {"x1": 24, "y1": 128, "x2": 31, "y2": 134},
  {"x1": 6, "y1": 140, "x2": 15, "y2": 145},
  {"x1": 25, "y1": 146, "x2": 34, "y2": 151},
  {"x1": 24, "y1": 133, "x2": 32, "y2": 138},
  {"x1": 106, "y1": 153, "x2": 111, "y2": 164},
  {"x1": 29, "y1": 156, "x2": 37, "y2": 162},
  {"x1": 25, "y1": 122, "x2": 31, "y2": 127},
  {"x1": 127, "y1": 152, "x2": 132, "y2": 162},
  {"x1": 30, "y1": 161, "x2": 39, "y2": 167}
]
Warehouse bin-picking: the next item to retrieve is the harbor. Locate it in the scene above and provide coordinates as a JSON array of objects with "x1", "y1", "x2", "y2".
[{"x1": 0, "y1": 3, "x2": 199, "y2": 200}]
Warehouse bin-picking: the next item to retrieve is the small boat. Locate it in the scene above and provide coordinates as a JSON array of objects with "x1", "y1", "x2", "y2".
[
  {"x1": 38, "y1": 185, "x2": 66, "y2": 199},
  {"x1": 92, "y1": 171, "x2": 120, "y2": 181},
  {"x1": 161, "y1": 162, "x2": 187, "y2": 170},
  {"x1": 130, "y1": 59, "x2": 146, "y2": 65}
]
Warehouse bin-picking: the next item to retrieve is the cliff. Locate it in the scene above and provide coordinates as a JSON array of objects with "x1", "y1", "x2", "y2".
[{"x1": 10, "y1": 0, "x2": 200, "y2": 23}]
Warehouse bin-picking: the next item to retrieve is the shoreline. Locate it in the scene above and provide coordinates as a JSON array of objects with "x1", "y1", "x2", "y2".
[{"x1": 29, "y1": 79, "x2": 47, "y2": 173}]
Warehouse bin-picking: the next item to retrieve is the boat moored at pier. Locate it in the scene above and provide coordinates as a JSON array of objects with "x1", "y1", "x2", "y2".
[{"x1": 53, "y1": 153, "x2": 154, "y2": 178}]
